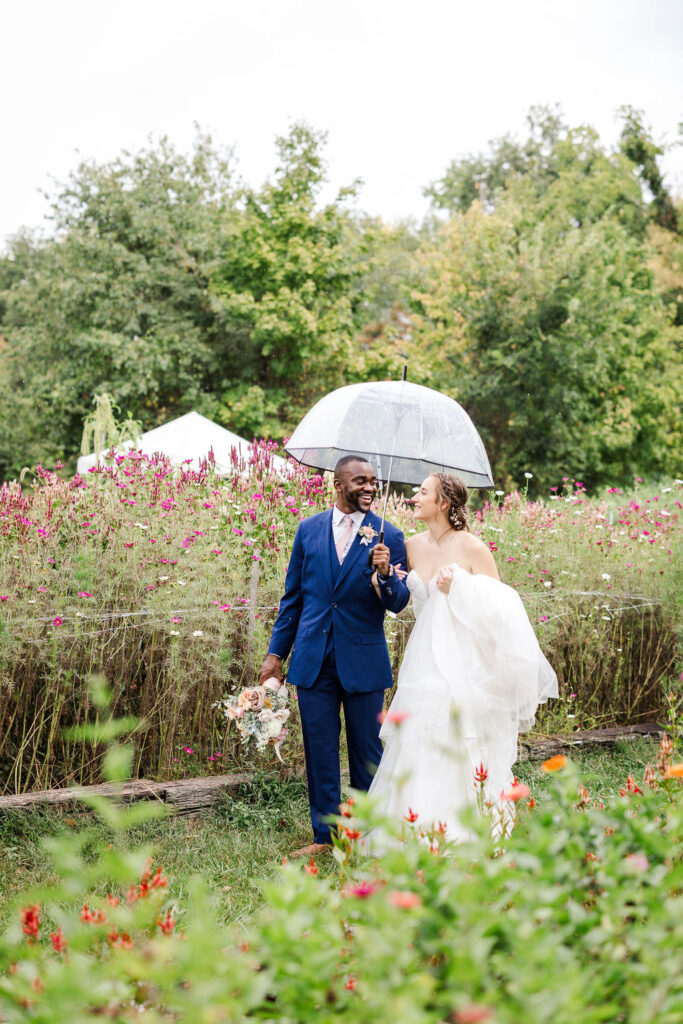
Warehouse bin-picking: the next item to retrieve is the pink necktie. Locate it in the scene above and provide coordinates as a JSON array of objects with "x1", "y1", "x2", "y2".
[{"x1": 335, "y1": 515, "x2": 354, "y2": 562}]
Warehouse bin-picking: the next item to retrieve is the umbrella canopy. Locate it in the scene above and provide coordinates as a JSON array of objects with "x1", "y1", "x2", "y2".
[{"x1": 285, "y1": 380, "x2": 493, "y2": 488}]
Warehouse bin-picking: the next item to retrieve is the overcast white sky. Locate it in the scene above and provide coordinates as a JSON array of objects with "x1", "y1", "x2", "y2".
[{"x1": 1, "y1": 0, "x2": 681, "y2": 249}]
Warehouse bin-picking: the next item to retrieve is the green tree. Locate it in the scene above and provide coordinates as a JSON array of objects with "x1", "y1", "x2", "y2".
[
  {"x1": 0, "y1": 133, "x2": 234, "y2": 479},
  {"x1": 424, "y1": 105, "x2": 567, "y2": 214},
  {"x1": 619, "y1": 105, "x2": 679, "y2": 231},
  {"x1": 209, "y1": 122, "x2": 364, "y2": 437},
  {"x1": 411, "y1": 195, "x2": 681, "y2": 492}
]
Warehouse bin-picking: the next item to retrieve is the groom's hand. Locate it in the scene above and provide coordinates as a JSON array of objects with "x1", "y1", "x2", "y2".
[
  {"x1": 371, "y1": 543, "x2": 391, "y2": 576},
  {"x1": 259, "y1": 653, "x2": 282, "y2": 685}
]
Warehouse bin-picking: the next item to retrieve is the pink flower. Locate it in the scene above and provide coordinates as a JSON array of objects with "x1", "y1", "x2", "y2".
[
  {"x1": 388, "y1": 891, "x2": 422, "y2": 909},
  {"x1": 0, "y1": 596, "x2": 9, "y2": 601},
  {"x1": 539, "y1": 615, "x2": 549, "y2": 623},
  {"x1": 502, "y1": 783, "x2": 530, "y2": 801},
  {"x1": 77, "y1": 591, "x2": 92, "y2": 598},
  {"x1": 172, "y1": 617, "x2": 182, "y2": 624},
  {"x1": 53, "y1": 616, "x2": 63, "y2": 626},
  {"x1": 378, "y1": 710, "x2": 410, "y2": 725},
  {"x1": 345, "y1": 881, "x2": 378, "y2": 899},
  {"x1": 625, "y1": 853, "x2": 649, "y2": 873}
]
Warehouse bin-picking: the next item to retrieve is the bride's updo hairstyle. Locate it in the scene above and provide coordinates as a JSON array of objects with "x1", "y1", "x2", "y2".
[{"x1": 431, "y1": 473, "x2": 470, "y2": 532}]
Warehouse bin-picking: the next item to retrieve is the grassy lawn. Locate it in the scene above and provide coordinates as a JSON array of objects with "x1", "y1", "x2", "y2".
[{"x1": 0, "y1": 738, "x2": 660, "y2": 931}]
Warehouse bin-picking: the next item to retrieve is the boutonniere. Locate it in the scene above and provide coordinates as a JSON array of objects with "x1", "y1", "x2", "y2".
[{"x1": 358, "y1": 525, "x2": 378, "y2": 546}]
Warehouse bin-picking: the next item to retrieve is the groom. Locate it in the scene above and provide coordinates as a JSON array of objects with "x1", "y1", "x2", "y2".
[{"x1": 259, "y1": 455, "x2": 410, "y2": 857}]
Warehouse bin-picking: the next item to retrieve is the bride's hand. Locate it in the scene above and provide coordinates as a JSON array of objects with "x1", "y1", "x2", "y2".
[
  {"x1": 393, "y1": 564, "x2": 408, "y2": 580},
  {"x1": 435, "y1": 566, "x2": 454, "y2": 594}
]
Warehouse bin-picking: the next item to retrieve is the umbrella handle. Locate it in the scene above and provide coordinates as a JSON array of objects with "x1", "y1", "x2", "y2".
[{"x1": 367, "y1": 530, "x2": 385, "y2": 568}]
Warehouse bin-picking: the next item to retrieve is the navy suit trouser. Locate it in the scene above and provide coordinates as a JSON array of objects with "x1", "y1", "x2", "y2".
[{"x1": 296, "y1": 649, "x2": 384, "y2": 844}]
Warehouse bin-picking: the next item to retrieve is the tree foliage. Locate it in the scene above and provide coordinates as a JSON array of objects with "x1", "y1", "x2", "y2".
[
  {"x1": 0, "y1": 133, "x2": 234, "y2": 479},
  {"x1": 412, "y1": 181, "x2": 681, "y2": 490},
  {"x1": 0, "y1": 110, "x2": 680, "y2": 491},
  {"x1": 208, "y1": 122, "x2": 365, "y2": 437}
]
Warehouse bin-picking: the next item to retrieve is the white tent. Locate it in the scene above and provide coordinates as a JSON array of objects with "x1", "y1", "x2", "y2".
[{"x1": 76, "y1": 411, "x2": 290, "y2": 478}]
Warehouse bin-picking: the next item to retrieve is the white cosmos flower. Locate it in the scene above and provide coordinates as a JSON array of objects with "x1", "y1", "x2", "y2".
[
  {"x1": 601, "y1": 573, "x2": 611, "y2": 580},
  {"x1": 524, "y1": 472, "x2": 533, "y2": 479},
  {"x1": 170, "y1": 630, "x2": 180, "y2": 636},
  {"x1": 193, "y1": 630, "x2": 204, "y2": 637}
]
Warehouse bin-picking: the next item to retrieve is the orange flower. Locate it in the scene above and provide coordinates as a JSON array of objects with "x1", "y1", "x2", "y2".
[
  {"x1": 344, "y1": 828, "x2": 361, "y2": 841},
  {"x1": 304, "y1": 858, "x2": 319, "y2": 876},
  {"x1": 344, "y1": 975, "x2": 357, "y2": 990},
  {"x1": 403, "y1": 807, "x2": 418, "y2": 823},
  {"x1": 665, "y1": 763, "x2": 683, "y2": 778},
  {"x1": 542, "y1": 755, "x2": 566, "y2": 772},
  {"x1": 501, "y1": 783, "x2": 530, "y2": 801},
  {"x1": 388, "y1": 890, "x2": 422, "y2": 909}
]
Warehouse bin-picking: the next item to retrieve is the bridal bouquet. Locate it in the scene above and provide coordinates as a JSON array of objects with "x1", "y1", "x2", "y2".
[{"x1": 214, "y1": 677, "x2": 290, "y2": 761}]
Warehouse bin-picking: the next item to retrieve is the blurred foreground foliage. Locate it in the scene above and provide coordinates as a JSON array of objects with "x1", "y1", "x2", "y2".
[{"x1": 0, "y1": 692, "x2": 681, "y2": 1023}]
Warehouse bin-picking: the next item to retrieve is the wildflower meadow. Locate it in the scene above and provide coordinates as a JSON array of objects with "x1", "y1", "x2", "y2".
[{"x1": 0, "y1": 446, "x2": 680, "y2": 793}]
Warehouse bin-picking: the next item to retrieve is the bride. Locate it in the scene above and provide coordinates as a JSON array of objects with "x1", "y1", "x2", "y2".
[{"x1": 368, "y1": 472, "x2": 558, "y2": 843}]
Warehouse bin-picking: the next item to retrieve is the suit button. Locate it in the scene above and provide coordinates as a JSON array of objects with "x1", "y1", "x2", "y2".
[{"x1": 332, "y1": 603, "x2": 338, "y2": 608}]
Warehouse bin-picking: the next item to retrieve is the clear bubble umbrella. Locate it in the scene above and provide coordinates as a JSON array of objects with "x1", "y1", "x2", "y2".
[{"x1": 285, "y1": 370, "x2": 494, "y2": 541}]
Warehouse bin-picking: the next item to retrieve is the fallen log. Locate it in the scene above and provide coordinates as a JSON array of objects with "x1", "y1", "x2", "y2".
[
  {"x1": 0, "y1": 773, "x2": 254, "y2": 816},
  {"x1": 517, "y1": 722, "x2": 663, "y2": 761}
]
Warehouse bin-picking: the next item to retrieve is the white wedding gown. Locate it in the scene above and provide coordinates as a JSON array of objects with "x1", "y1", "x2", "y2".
[{"x1": 368, "y1": 565, "x2": 558, "y2": 844}]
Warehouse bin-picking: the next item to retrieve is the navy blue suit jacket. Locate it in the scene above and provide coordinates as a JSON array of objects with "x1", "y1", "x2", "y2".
[{"x1": 268, "y1": 509, "x2": 410, "y2": 692}]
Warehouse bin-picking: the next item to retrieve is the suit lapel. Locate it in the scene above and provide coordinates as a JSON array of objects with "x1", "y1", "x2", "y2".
[{"x1": 334, "y1": 512, "x2": 378, "y2": 590}]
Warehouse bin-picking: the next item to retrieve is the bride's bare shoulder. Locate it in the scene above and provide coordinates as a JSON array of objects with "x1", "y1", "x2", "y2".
[{"x1": 455, "y1": 530, "x2": 499, "y2": 579}]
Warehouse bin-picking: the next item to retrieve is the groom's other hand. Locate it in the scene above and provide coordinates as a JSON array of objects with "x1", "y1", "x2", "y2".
[
  {"x1": 259, "y1": 653, "x2": 282, "y2": 685},
  {"x1": 371, "y1": 543, "x2": 391, "y2": 576}
]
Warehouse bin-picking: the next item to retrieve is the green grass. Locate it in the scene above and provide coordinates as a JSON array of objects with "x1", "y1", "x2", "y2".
[{"x1": 0, "y1": 740, "x2": 660, "y2": 931}]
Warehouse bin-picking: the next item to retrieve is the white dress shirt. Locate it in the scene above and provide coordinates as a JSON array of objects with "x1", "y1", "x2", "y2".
[{"x1": 332, "y1": 506, "x2": 366, "y2": 560}]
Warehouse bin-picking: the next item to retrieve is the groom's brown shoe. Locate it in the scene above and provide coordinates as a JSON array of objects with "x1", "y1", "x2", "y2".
[{"x1": 289, "y1": 842, "x2": 332, "y2": 859}]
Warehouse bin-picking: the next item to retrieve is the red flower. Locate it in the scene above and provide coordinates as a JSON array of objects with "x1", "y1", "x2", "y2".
[
  {"x1": 157, "y1": 911, "x2": 176, "y2": 934},
  {"x1": 344, "y1": 975, "x2": 357, "y2": 990},
  {"x1": 344, "y1": 828, "x2": 361, "y2": 841},
  {"x1": 20, "y1": 904, "x2": 40, "y2": 941},
  {"x1": 304, "y1": 858, "x2": 319, "y2": 876},
  {"x1": 403, "y1": 807, "x2": 418, "y2": 823},
  {"x1": 50, "y1": 927, "x2": 67, "y2": 953},
  {"x1": 80, "y1": 904, "x2": 106, "y2": 924},
  {"x1": 474, "y1": 762, "x2": 488, "y2": 785}
]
